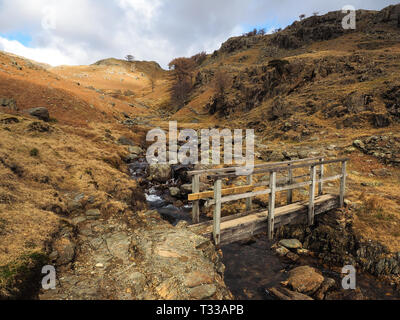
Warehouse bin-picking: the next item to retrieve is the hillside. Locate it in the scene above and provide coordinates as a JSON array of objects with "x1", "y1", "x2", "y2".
[
  {"x1": 0, "y1": 3, "x2": 400, "y2": 300},
  {"x1": 162, "y1": 4, "x2": 400, "y2": 252}
]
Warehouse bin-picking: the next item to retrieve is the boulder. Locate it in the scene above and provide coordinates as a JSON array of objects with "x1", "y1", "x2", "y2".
[
  {"x1": 54, "y1": 238, "x2": 76, "y2": 266},
  {"x1": 27, "y1": 107, "x2": 50, "y2": 122},
  {"x1": 148, "y1": 164, "x2": 172, "y2": 183},
  {"x1": 118, "y1": 136, "x2": 135, "y2": 146},
  {"x1": 372, "y1": 114, "x2": 391, "y2": 128},
  {"x1": 188, "y1": 284, "x2": 217, "y2": 300},
  {"x1": 275, "y1": 246, "x2": 290, "y2": 257},
  {"x1": 314, "y1": 278, "x2": 336, "y2": 300},
  {"x1": 180, "y1": 184, "x2": 194, "y2": 195},
  {"x1": 183, "y1": 271, "x2": 214, "y2": 288},
  {"x1": 86, "y1": 209, "x2": 101, "y2": 219},
  {"x1": 125, "y1": 154, "x2": 140, "y2": 163},
  {"x1": 268, "y1": 287, "x2": 313, "y2": 300},
  {"x1": 169, "y1": 187, "x2": 181, "y2": 198},
  {"x1": 286, "y1": 266, "x2": 324, "y2": 294},
  {"x1": 279, "y1": 239, "x2": 303, "y2": 250},
  {"x1": 128, "y1": 146, "x2": 144, "y2": 155},
  {"x1": 0, "y1": 98, "x2": 17, "y2": 110}
]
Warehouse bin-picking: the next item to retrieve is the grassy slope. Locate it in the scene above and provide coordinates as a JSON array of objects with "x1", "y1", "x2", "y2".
[{"x1": 0, "y1": 52, "x2": 158, "y2": 297}]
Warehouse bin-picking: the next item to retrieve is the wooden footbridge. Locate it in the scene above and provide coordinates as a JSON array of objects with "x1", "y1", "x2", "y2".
[{"x1": 187, "y1": 157, "x2": 349, "y2": 246}]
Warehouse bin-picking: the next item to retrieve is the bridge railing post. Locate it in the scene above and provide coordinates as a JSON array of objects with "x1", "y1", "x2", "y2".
[
  {"x1": 309, "y1": 165, "x2": 317, "y2": 226},
  {"x1": 268, "y1": 172, "x2": 277, "y2": 240},
  {"x1": 192, "y1": 174, "x2": 200, "y2": 224},
  {"x1": 213, "y1": 179, "x2": 222, "y2": 246},
  {"x1": 246, "y1": 174, "x2": 253, "y2": 211},
  {"x1": 319, "y1": 158, "x2": 325, "y2": 196},
  {"x1": 340, "y1": 161, "x2": 347, "y2": 207},
  {"x1": 287, "y1": 164, "x2": 293, "y2": 205}
]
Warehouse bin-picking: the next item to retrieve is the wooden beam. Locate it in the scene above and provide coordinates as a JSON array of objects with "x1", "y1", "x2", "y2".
[
  {"x1": 205, "y1": 188, "x2": 272, "y2": 207},
  {"x1": 197, "y1": 194, "x2": 340, "y2": 245},
  {"x1": 187, "y1": 157, "x2": 324, "y2": 176},
  {"x1": 319, "y1": 158, "x2": 324, "y2": 196},
  {"x1": 246, "y1": 174, "x2": 253, "y2": 211},
  {"x1": 340, "y1": 161, "x2": 347, "y2": 207},
  {"x1": 268, "y1": 172, "x2": 276, "y2": 240},
  {"x1": 287, "y1": 165, "x2": 293, "y2": 205},
  {"x1": 189, "y1": 185, "x2": 255, "y2": 201},
  {"x1": 213, "y1": 179, "x2": 222, "y2": 246},
  {"x1": 192, "y1": 175, "x2": 341, "y2": 204},
  {"x1": 210, "y1": 158, "x2": 350, "y2": 179},
  {"x1": 309, "y1": 165, "x2": 317, "y2": 226},
  {"x1": 192, "y1": 174, "x2": 200, "y2": 224}
]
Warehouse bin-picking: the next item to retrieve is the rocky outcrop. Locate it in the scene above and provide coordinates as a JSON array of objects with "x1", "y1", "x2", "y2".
[
  {"x1": 382, "y1": 86, "x2": 400, "y2": 120},
  {"x1": 40, "y1": 210, "x2": 232, "y2": 300},
  {"x1": 286, "y1": 266, "x2": 325, "y2": 295},
  {"x1": 277, "y1": 209, "x2": 400, "y2": 278},
  {"x1": 27, "y1": 108, "x2": 50, "y2": 122},
  {"x1": 353, "y1": 135, "x2": 400, "y2": 166},
  {"x1": 148, "y1": 164, "x2": 172, "y2": 183},
  {"x1": 0, "y1": 98, "x2": 18, "y2": 111}
]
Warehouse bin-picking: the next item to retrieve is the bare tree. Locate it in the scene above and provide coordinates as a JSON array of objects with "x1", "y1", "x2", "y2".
[
  {"x1": 171, "y1": 79, "x2": 192, "y2": 107},
  {"x1": 258, "y1": 28, "x2": 266, "y2": 35},
  {"x1": 214, "y1": 70, "x2": 231, "y2": 97},
  {"x1": 168, "y1": 57, "x2": 196, "y2": 82},
  {"x1": 168, "y1": 57, "x2": 197, "y2": 108},
  {"x1": 125, "y1": 55, "x2": 135, "y2": 62},
  {"x1": 191, "y1": 52, "x2": 207, "y2": 66},
  {"x1": 299, "y1": 14, "x2": 306, "y2": 20},
  {"x1": 313, "y1": 12, "x2": 319, "y2": 16}
]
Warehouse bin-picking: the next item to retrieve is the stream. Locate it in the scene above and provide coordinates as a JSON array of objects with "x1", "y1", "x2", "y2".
[{"x1": 129, "y1": 160, "x2": 400, "y2": 300}]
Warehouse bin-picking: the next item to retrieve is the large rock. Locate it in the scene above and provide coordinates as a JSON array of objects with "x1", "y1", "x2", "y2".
[
  {"x1": 169, "y1": 187, "x2": 181, "y2": 198},
  {"x1": 27, "y1": 107, "x2": 50, "y2": 122},
  {"x1": 54, "y1": 238, "x2": 76, "y2": 266},
  {"x1": 314, "y1": 278, "x2": 336, "y2": 300},
  {"x1": 149, "y1": 164, "x2": 172, "y2": 183},
  {"x1": 189, "y1": 284, "x2": 217, "y2": 300},
  {"x1": 268, "y1": 287, "x2": 313, "y2": 300},
  {"x1": 286, "y1": 266, "x2": 324, "y2": 294},
  {"x1": 183, "y1": 271, "x2": 214, "y2": 288},
  {"x1": 128, "y1": 146, "x2": 144, "y2": 155},
  {"x1": 118, "y1": 136, "x2": 135, "y2": 146},
  {"x1": 279, "y1": 239, "x2": 303, "y2": 250},
  {"x1": 0, "y1": 98, "x2": 18, "y2": 110}
]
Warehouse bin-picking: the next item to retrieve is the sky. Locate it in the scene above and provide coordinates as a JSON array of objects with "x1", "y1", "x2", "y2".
[{"x1": 0, "y1": 0, "x2": 396, "y2": 68}]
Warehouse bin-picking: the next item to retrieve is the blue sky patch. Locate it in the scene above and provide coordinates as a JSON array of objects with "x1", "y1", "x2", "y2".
[{"x1": 0, "y1": 32, "x2": 32, "y2": 47}]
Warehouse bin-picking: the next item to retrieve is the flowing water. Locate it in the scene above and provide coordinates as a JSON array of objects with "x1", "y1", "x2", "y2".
[{"x1": 222, "y1": 236, "x2": 400, "y2": 300}]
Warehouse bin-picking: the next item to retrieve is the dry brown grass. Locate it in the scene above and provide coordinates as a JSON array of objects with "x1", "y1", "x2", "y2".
[{"x1": 0, "y1": 112, "x2": 143, "y2": 290}]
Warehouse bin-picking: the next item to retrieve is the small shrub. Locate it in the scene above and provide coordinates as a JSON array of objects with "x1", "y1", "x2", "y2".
[{"x1": 30, "y1": 148, "x2": 39, "y2": 157}]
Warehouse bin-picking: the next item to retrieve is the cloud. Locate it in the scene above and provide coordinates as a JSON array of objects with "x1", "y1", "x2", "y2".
[{"x1": 0, "y1": 0, "x2": 396, "y2": 68}]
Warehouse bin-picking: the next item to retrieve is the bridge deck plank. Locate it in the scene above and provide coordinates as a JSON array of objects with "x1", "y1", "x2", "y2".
[{"x1": 191, "y1": 194, "x2": 339, "y2": 245}]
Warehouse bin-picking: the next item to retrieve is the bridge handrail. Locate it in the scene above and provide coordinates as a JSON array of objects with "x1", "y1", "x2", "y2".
[
  {"x1": 208, "y1": 158, "x2": 349, "y2": 179},
  {"x1": 187, "y1": 157, "x2": 324, "y2": 176}
]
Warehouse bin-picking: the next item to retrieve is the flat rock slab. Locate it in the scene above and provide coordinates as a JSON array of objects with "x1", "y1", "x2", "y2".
[
  {"x1": 279, "y1": 239, "x2": 303, "y2": 250},
  {"x1": 184, "y1": 271, "x2": 214, "y2": 288},
  {"x1": 268, "y1": 287, "x2": 314, "y2": 300},
  {"x1": 189, "y1": 285, "x2": 217, "y2": 300},
  {"x1": 105, "y1": 233, "x2": 131, "y2": 264},
  {"x1": 287, "y1": 266, "x2": 324, "y2": 294}
]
